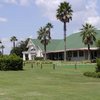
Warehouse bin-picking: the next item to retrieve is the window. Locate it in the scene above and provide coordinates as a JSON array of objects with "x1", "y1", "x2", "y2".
[
  {"x1": 68, "y1": 51, "x2": 72, "y2": 57},
  {"x1": 94, "y1": 51, "x2": 97, "y2": 57},
  {"x1": 31, "y1": 48, "x2": 36, "y2": 51},
  {"x1": 79, "y1": 51, "x2": 84, "y2": 57},
  {"x1": 73, "y1": 51, "x2": 77, "y2": 57}
]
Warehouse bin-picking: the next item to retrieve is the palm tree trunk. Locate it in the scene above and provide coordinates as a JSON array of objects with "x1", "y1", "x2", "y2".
[
  {"x1": 2, "y1": 48, "x2": 3, "y2": 55},
  {"x1": 64, "y1": 22, "x2": 66, "y2": 61},
  {"x1": 88, "y1": 44, "x2": 91, "y2": 60},
  {"x1": 13, "y1": 41, "x2": 15, "y2": 48},
  {"x1": 44, "y1": 38, "x2": 47, "y2": 60}
]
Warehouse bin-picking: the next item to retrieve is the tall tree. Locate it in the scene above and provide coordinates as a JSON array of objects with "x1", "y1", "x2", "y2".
[
  {"x1": 10, "y1": 36, "x2": 18, "y2": 48},
  {"x1": 80, "y1": 23, "x2": 97, "y2": 60},
  {"x1": 10, "y1": 38, "x2": 29, "y2": 57},
  {"x1": 56, "y1": 1, "x2": 73, "y2": 61},
  {"x1": 37, "y1": 23, "x2": 53, "y2": 60},
  {"x1": 0, "y1": 45, "x2": 5, "y2": 55},
  {"x1": 46, "y1": 23, "x2": 53, "y2": 38},
  {"x1": 0, "y1": 40, "x2": 2, "y2": 44}
]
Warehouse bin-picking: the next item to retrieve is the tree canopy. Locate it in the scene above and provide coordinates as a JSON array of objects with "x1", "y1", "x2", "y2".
[
  {"x1": 80, "y1": 23, "x2": 97, "y2": 60},
  {"x1": 10, "y1": 38, "x2": 29, "y2": 57}
]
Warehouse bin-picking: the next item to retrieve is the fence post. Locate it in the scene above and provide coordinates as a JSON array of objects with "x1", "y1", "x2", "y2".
[
  {"x1": 23, "y1": 62, "x2": 25, "y2": 66},
  {"x1": 31, "y1": 63, "x2": 33, "y2": 68},
  {"x1": 41, "y1": 63, "x2": 43, "y2": 69},
  {"x1": 53, "y1": 64, "x2": 55, "y2": 70},
  {"x1": 75, "y1": 62, "x2": 77, "y2": 69}
]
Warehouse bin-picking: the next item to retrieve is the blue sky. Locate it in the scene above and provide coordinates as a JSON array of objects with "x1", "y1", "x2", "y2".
[{"x1": 0, "y1": 0, "x2": 100, "y2": 54}]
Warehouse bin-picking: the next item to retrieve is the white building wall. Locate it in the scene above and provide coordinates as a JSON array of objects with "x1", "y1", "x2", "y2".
[
  {"x1": 36, "y1": 50, "x2": 43, "y2": 57},
  {"x1": 28, "y1": 45, "x2": 43, "y2": 58}
]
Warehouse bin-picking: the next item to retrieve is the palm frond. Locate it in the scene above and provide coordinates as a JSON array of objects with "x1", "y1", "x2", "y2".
[
  {"x1": 80, "y1": 23, "x2": 97, "y2": 45},
  {"x1": 56, "y1": 1, "x2": 73, "y2": 23}
]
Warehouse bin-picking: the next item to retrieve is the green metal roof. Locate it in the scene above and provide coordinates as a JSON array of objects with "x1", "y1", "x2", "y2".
[{"x1": 31, "y1": 30, "x2": 100, "y2": 52}]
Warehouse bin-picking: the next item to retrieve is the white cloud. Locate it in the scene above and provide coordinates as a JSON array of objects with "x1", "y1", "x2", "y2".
[
  {"x1": 0, "y1": 17, "x2": 7, "y2": 22},
  {"x1": 84, "y1": 0, "x2": 100, "y2": 28},
  {"x1": 4, "y1": 0, "x2": 17, "y2": 4},
  {"x1": 35, "y1": 0, "x2": 66, "y2": 21},
  {"x1": 35, "y1": 0, "x2": 100, "y2": 30},
  {"x1": 2, "y1": 37, "x2": 10, "y2": 42},
  {"x1": 2, "y1": 0, "x2": 32, "y2": 6},
  {"x1": 86, "y1": 0, "x2": 97, "y2": 10},
  {"x1": 35, "y1": 0, "x2": 87, "y2": 21},
  {"x1": 19, "y1": 0, "x2": 30, "y2": 6},
  {"x1": 86, "y1": 16, "x2": 100, "y2": 26}
]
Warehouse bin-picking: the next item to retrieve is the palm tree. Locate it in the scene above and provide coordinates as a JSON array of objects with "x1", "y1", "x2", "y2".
[
  {"x1": 37, "y1": 23, "x2": 53, "y2": 60},
  {"x1": 56, "y1": 1, "x2": 73, "y2": 61},
  {"x1": 80, "y1": 23, "x2": 97, "y2": 60},
  {"x1": 10, "y1": 36, "x2": 18, "y2": 48},
  {"x1": 0, "y1": 40, "x2": 2, "y2": 55},
  {"x1": 0, "y1": 40, "x2": 2, "y2": 44},
  {"x1": 0, "y1": 45, "x2": 5, "y2": 55},
  {"x1": 46, "y1": 23, "x2": 53, "y2": 38},
  {"x1": 96, "y1": 39, "x2": 100, "y2": 58}
]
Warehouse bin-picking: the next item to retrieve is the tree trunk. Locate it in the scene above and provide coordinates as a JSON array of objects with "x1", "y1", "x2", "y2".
[
  {"x1": 13, "y1": 41, "x2": 15, "y2": 48},
  {"x1": 2, "y1": 48, "x2": 3, "y2": 55},
  {"x1": 64, "y1": 22, "x2": 67, "y2": 61},
  {"x1": 44, "y1": 37, "x2": 47, "y2": 60},
  {"x1": 88, "y1": 44, "x2": 91, "y2": 60}
]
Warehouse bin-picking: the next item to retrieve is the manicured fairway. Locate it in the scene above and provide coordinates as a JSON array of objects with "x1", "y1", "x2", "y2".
[{"x1": 0, "y1": 63, "x2": 100, "y2": 100}]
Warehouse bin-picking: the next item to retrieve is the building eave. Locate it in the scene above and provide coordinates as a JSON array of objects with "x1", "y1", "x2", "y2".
[{"x1": 46, "y1": 47, "x2": 99, "y2": 53}]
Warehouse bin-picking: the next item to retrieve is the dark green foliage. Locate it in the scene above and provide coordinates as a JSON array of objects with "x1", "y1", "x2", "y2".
[
  {"x1": 83, "y1": 72, "x2": 100, "y2": 78},
  {"x1": 34, "y1": 57, "x2": 44, "y2": 60},
  {"x1": 0, "y1": 54, "x2": 23, "y2": 71},
  {"x1": 80, "y1": 23, "x2": 97, "y2": 60},
  {"x1": 37, "y1": 23, "x2": 53, "y2": 60},
  {"x1": 96, "y1": 58, "x2": 100, "y2": 72},
  {"x1": 83, "y1": 58, "x2": 100, "y2": 78},
  {"x1": 10, "y1": 38, "x2": 29, "y2": 58},
  {"x1": 10, "y1": 36, "x2": 18, "y2": 48},
  {"x1": 41, "y1": 64, "x2": 43, "y2": 69},
  {"x1": 10, "y1": 47, "x2": 22, "y2": 57},
  {"x1": 96, "y1": 39, "x2": 100, "y2": 48},
  {"x1": 53, "y1": 64, "x2": 55, "y2": 70},
  {"x1": 41, "y1": 61, "x2": 53, "y2": 64}
]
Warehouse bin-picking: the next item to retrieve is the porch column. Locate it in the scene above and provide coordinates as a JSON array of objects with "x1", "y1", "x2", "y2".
[
  {"x1": 78, "y1": 51, "x2": 79, "y2": 59},
  {"x1": 23, "y1": 53, "x2": 26, "y2": 61},
  {"x1": 28, "y1": 53, "x2": 32, "y2": 60}
]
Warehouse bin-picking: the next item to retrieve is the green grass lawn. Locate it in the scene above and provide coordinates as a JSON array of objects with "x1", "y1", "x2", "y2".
[{"x1": 0, "y1": 63, "x2": 100, "y2": 100}]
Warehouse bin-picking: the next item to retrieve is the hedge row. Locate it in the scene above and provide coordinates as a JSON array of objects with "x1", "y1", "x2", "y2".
[
  {"x1": 34, "y1": 57, "x2": 44, "y2": 60},
  {"x1": 24, "y1": 60, "x2": 53, "y2": 64},
  {"x1": 83, "y1": 72, "x2": 100, "y2": 78},
  {"x1": 96, "y1": 58, "x2": 100, "y2": 72},
  {"x1": 0, "y1": 54, "x2": 23, "y2": 71},
  {"x1": 83, "y1": 58, "x2": 100, "y2": 78}
]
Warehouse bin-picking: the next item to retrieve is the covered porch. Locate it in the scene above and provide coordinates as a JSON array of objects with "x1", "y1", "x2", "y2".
[{"x1": 22, "y1": 51, "x2": 36, "y2": 61}]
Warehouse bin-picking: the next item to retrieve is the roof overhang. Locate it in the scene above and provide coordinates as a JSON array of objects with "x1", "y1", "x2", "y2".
[{"x1": 46, "y1": 47, "x2": 99, "y2": 53}]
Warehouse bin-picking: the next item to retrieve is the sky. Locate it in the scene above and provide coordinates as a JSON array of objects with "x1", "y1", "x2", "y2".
[{"x1": 0, "y1": 0, "x2": 100, "y2": 54}]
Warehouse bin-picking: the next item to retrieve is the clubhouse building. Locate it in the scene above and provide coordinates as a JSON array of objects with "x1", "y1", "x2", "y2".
[{"x1": 22, "y1": 30, "x2": 100, "y2": 61}]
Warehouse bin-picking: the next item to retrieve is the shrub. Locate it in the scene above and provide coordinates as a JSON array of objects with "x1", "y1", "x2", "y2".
[
  {"x1": 83, "y1": 72, "x2": 100, "y2": 78},
  {"x1": 0, "y1": 54, "x2": 23, "y2": 71},
  {"x1": 96, "y1": 58, "x2": 100, "y2": 72},
  {"x1": 34, "y1": 57, "x2": 44, "y2": 60}
]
